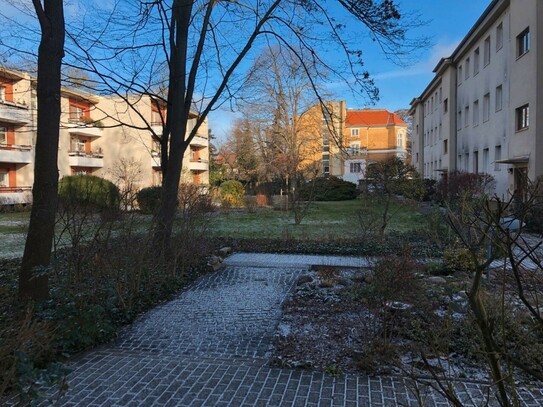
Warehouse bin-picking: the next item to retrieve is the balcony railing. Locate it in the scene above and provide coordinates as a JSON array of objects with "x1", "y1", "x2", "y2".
[
  {"x1": 190, "y1": 134, "x2": 208, "y2": 147},
  {"x1": 0, "y1": 144, "x2": 33, "y2": 163},
  {"x1": 0, "y1": 101, "x2": 31, "y2": 124},
  {"x1": 188, "y1": 158, "x2": 208, "y2": 171},
  {"x1": 0, "y1": 186, "x2": 32, "y2": 205},
  {"x1": 66, "y1": 122, "x2": 103, "y2": 138},
  {"x1": 68, "y1": 150, "x2": 104, "y2": 167}
]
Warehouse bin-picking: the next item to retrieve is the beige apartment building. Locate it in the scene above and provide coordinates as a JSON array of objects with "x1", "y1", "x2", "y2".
[
  {"x1": 410, "y1": 0, "x2": 542, "y2": 199},
  {"x1": 0, "y1": 68, "x2": 209, "y2": 205}
]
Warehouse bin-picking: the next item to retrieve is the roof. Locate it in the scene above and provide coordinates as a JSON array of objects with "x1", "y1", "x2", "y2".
[{"x1": 345, "y1": 109, "x2": 407, "y2": 127}]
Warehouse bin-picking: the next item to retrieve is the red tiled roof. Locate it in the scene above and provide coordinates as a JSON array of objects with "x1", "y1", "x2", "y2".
[{"x1": 345, "y1": 109, "x2": 406, "y2": 127}]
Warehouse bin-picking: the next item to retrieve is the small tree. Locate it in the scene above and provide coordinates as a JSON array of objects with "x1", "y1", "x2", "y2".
[{"x1": 363, "y1": 156, "x2": 424, "y2": 239}]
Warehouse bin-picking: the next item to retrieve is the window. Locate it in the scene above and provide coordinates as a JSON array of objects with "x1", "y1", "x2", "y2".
[
  {"x1": 465, "y1": 58, "x2": 470, "y2": 79},
  {"x1": 71, "y1": 137, "x2": 87, "y2": 153},
  {"x1": 516, "y1": 104, "x2": 529, "y2": 130},
  {"x1": 458, "y1": 65, "x2": 463, "y2": 84},
  {"x1": 0, "y1": 171, "x2": 7, "y2": 187},
  {"x1": 416, "y1": 153, "x2": 419, "y2": 163},
  {"x1": 483, "y1": 93, "x2": 490, "y2": 122},
  {"x1": 496, "y1": 23, "x2": 503, "y2": 51},
  {"x1": 350, "y1": 162, "x2": 362, "y2": 173},
  {"x1": 464, "y1": 106, "x2": 469, "y2": 127},
  {"x1": 494, "y1": 145, "x2": 501, "y2": 171},
  {"x1": 0, "y1": 126, "x2": 6, "y2": 144},
  {"x1": 397, "y1": 131, "x2": 403, "y2": 148},
  {"x1": 0, "y1": 86, "x2": 5, "y2": 102},
  {"x1": 484, "y1": 36, "x2": 491, "y2": 66},
  {"x1": 443, "y1": 139, "x2": 448, "y2": 155},
  {"x1": 474, "y1": 151, "x2": 479, "y2": 173},
  {"x1": 495, "y1": 85, "x2": 503, "y2": 112},
  {"x1": 431, "y1": 96, "x2": 434, "y2": 111},
  {"x1": 458, "y1": 110, "x2": 462, "y2": 130},
  {"x1": 439, "y1": 87, "x2": 442, "y2": 102},
  {"x1": 458, "y1": 154, "x2": 462, "y2": 170},
  {"x1": 443, "y1": 98, "x2": 448, "y2": 113},
  {"x1": 474, "y1": 47, "x2": 480, "y2": 75},
  {"x1": 483, "y1": 148, "x2": 489, "y2": 173},
  {"x1": 473, "y1": 100, "x2": 479, "y2": 126},
  {"x1": 517, "y1": 28, "x2": 530, "y2": 57},
  {"x1": 351, "y1": 128, "x2": 359, "y2": 137}
]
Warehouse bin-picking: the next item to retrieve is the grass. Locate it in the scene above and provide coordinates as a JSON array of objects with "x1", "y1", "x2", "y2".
[{"x1": 209, "y1": 198, "x2": 427, "y2": 240}]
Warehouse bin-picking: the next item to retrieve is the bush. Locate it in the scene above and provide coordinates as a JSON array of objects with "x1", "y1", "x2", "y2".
[
  {"x1": 219, "y1": 180, "x2": 244, "y2": 208},
  {"x1": 244, "y1": 196, "x2": 257, "y2": 213},
  {"x1": 137, "y1": 186, "x2": 162, "y2": 214},
  {"x1": 435, "y1": 171, "x2": 495, "y2": 205},
  {"x1": 178, "y1": 183, "x2": 214, "y2": 215},
  {"x1": 299, "y1": 177, "x2": 357, "y2": 201},
  {"x1": 58, "y1": 175, "x2": 120, "y2": 213}
]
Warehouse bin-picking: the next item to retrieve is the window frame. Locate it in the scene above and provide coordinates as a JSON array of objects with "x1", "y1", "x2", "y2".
[
  {"x1": 496, "y1": 22, "x2": 503, "y2": 51},
  {"x1": 483, "y1": 36, "x2": 491, "y2": 67},
  {"x1": 516, "y1": 104, "x2": 529, "y2": 131},
  {"x1": 517, "y1": 28, "x2": 530, "y2": 58}
]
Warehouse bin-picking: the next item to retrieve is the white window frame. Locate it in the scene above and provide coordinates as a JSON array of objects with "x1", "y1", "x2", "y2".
[
  {"x1": 495, "y1": 85, "x2": 503, "y2": 112},
  {"x1": 496, "y1": 23, "x2": 503, "y2": 51},
  {"x1": 516, "y1": 104, "x2": 529, "y2": 131},
  {"x1": 473, "y1": 100, "x2": 479, "y2": 126},
  {"x1": 484, "y1": 36, "x2": 491, "y2": 66},
  {"x1": 483, "y1": 93, "x2": 490, "y2": 122},
  {"x1": 517, "y1": 28, "x2": 530, "y2": 57},
  {"x1": 350, "y1": 128, "x2": 359, "y2": 137}
]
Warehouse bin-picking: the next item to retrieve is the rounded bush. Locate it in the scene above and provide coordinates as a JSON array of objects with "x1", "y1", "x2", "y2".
[
  {"x1": 219, "y1": 180, "x2": 244, "y2": 207},
  {"x1": 137, "y1": 186, "x2": 162, "y2": 214},
  {"x1": 58, "y1": 175, "x2": 120, "y2": 212},
  {"x1": 299, "y1": 176, "x2": 357, "y2": 201}
]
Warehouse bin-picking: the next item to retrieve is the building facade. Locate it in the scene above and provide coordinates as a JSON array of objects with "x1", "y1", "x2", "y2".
[
  {"x1": 342, "y1": 109, "x2": 408, "y2": 184},
  {"x1": 0, "y1": 68, "x2": 209, "y2": 205},
  {"x1": 410, "y1": 0, "x2": 542, "y2": 199}
]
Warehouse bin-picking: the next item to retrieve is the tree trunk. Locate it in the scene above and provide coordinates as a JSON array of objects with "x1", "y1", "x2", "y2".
[
  {"x1": 153, "y1": 0, "x2": 192, "y2": 250},
  {"x1": 19, "y1": 0, "x2": 65, "y2": 300}
]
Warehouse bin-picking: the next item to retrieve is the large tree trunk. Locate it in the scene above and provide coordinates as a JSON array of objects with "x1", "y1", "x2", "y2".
[
  {"x1": 19, "y1": 0, "x2": 65, "y2": 300},
  {"x1": 153, "y1": 0, "x2": 192, "y2": 250}
]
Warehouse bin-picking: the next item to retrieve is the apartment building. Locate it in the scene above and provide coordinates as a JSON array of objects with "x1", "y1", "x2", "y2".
[
  {"x1": 342, "y1": 109, "x2": 408, "y2": 184},
  {"x1": 0, "y1": 68, "x2": 209, "y2": 205},
  {"x1": 410, "y1": 0, "x2": 542, "y2": 199},
  {"x1": 0, "y1": 69, "x2": 34, "y2": 204},
  {"x1": 299, "y1": 102, "x2": 408, "y2": 183}
]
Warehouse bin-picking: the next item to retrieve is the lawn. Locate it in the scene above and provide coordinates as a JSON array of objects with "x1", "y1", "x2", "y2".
[
  {"x1": 209, "y1": 198, "x2": 427, "y2": 240},
  {"x1": 0, "y1": 197, "x2": 428, "y2": 258}
]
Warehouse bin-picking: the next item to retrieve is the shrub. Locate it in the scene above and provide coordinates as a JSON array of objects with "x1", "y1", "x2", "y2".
[
  {"x1": 219, "y1": 180, "x2": 244, "y2": 208},
  {"x1": 178, "y1": 183, "x2": 214, "y2": 215},
  {"x1": 244, "y1": 196, "x2": 257, "y2": 213},
  {"x1": 299, "y1": 176, "x2": 357, "y2": 201},
  {"x1": 137, "y1": 186, "x2": 162, "y2": 214},
  {"x1": 58, "y1": 175, "x2": 120, "y2": 213},
  {"x1": 435, "y1": 171, "x2": 495, "y2": 205},
  {"x1": 443, "y1": 244, "x2": 477, "y2": 273}
]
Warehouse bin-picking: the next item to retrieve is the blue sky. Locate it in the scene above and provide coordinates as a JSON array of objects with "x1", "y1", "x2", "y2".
[{"x1": 209, "y1": 0, "x2": 493, "y2": 142}]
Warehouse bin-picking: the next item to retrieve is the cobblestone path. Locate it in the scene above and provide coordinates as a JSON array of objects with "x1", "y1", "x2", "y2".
[{"x1": 39, "y1": 254, "x2": 542, "y2": 406}]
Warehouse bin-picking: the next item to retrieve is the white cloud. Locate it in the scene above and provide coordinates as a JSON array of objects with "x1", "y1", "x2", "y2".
[{"x1": 372, "y1": 39, "x2": 461, "y2": 81}]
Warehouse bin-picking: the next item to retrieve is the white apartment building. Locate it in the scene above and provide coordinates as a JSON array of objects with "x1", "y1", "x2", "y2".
[
  {"x1": 0, "y1": 67, "x2": 209, "y2": 205},
  {"x1": 410, "y1": 0, "x2": 541, "y2": 199}
]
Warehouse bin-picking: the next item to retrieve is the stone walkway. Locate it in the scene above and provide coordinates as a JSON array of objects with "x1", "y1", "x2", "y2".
[{"x1": 31, "y1": 253, "x2": 543, "y2": 406}]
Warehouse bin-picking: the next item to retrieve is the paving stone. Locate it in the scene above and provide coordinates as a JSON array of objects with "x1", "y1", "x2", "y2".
[{"x1": 5, "y1": 253, "x2": 540, "y2": 407}]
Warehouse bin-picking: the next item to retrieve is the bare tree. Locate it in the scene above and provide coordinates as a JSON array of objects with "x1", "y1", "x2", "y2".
[
  {"x1": 2, "y1": 0, "x2": 427, "y2": 253},
  {"x1": 18, "y1": 0, "x2": 65, "y2": 300}
]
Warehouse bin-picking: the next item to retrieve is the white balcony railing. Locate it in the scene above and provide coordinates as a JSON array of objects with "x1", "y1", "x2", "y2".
[
  {"x1": 0, "y1": 102, "x2": 31, "y2": 124},
  {"x1": 66, "y1": 123, "x2": 103, "y2": 138},
  {"x1": 0, "y1": 187, "x2": 32, "y2": 205},
  {"x1": 68, "y1": 150, "x2": 104, "y2": 167},
  {"x1": 190, "y1": 135, "x2": 208, "y2": 147},
  {"x1": 0, "y1": 144, "x2": 33, "y2": 163},
  {"x1": 188, "y1": 158, "x2": 208, "y2": 171}
]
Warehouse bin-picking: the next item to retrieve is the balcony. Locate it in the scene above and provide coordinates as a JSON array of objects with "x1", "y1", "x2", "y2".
[
  {"x1": 0, "y1": 102, "x2": 31, "y2": 125},
  {"x1": 151, "y1": 152, "x2": 161, "y2": 168},
  {"x1": 66, "y1": 123, "x2": 103, "y2": 138},
  {"x1": 0, "y1": 186, "x2": 32, "y2": 205},
  {"x1": 0, "y1": 144, "x2": 32, "y2": 164},
  {"x1": 68, "y1": 150, "x2": 104, "y2": 168},
  {"x1": 188, "y1": 158, "x2": 208, "y2": 171},
  {"x1": 190, "y1": 134, "x2": 208, "y2": 148}
]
